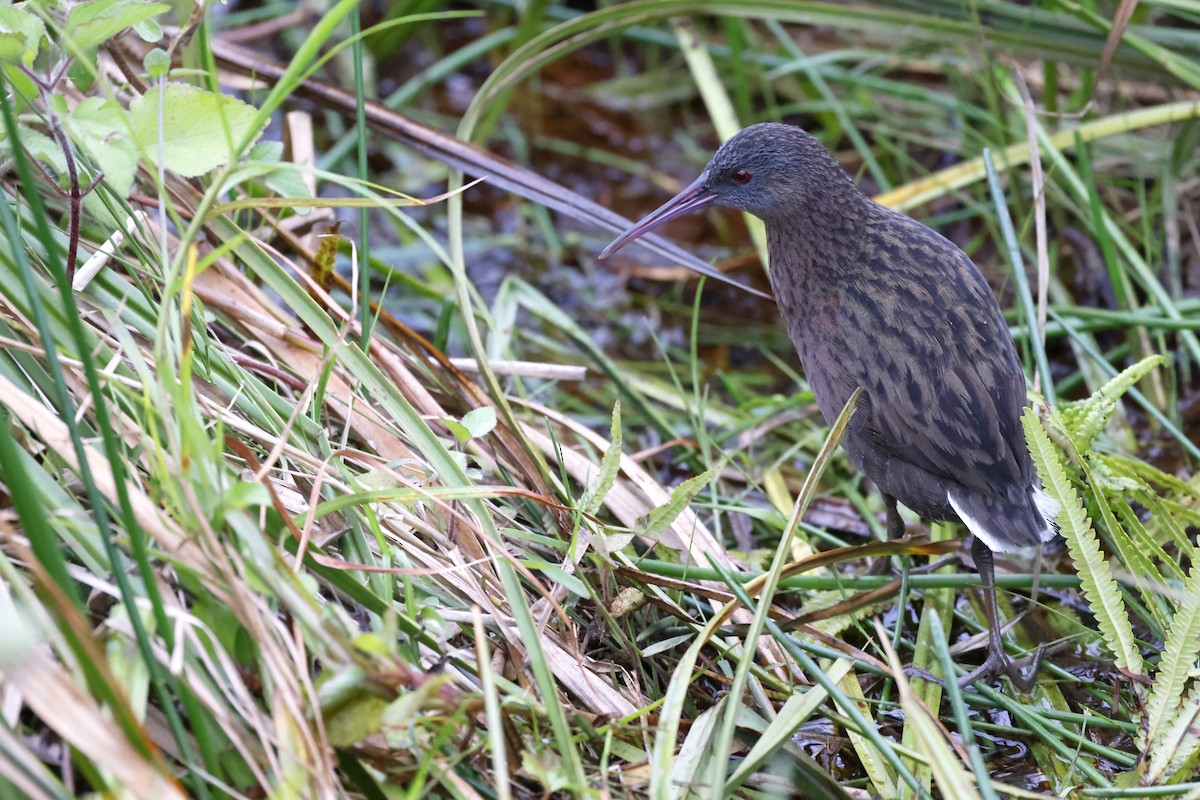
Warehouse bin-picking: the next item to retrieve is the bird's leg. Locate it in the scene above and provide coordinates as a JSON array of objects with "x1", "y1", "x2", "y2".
[
  {"x1": 866, "y1": 495, "x2": 906, "y2": 574},
  {"x1": 958, "y1": 538, "x2": 1043, "y2": 690},
  {"x1": 885, "y1": 495, "x2": 906, "y2": 540}
]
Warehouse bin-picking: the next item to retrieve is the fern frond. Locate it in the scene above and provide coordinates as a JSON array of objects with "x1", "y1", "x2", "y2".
[
  {"x1": 1143, "y1": 565, "x2": 1200, "y2": 778},
  {"x1": 1058, "y1": 355, "x2": 1166, "y2": 451},
  {"x1": 1023, "y1": 409, "x2": 1145, "y2": 680}
]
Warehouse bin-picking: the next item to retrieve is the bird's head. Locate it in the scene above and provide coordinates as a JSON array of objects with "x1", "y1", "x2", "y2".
[{"x1": 601, "y1": 123, "x2": 852, "y2": 259}]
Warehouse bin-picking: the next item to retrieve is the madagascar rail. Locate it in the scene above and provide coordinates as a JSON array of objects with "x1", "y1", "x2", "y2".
[{"x1": 600, "y1": 122, "x2": 1059, "y2": 687}]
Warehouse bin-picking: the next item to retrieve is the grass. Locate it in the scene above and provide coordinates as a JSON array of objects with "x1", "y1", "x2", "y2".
[{"x1": 1, "y1": 0, "x2": 1199, "y2": 797}]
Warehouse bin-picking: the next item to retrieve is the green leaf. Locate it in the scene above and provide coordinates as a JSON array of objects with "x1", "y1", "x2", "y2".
[
  {"x1": 129, "y1": 83, "x2": 263, "y2": 177},
  {"x1": 590, "y1": 529, "x2": 634, "y2": 560},
  {"x1": 142, "y1": 47, "x2": 168, "y2": 78},
  {"x1": 640, "y1": 467, "x2": 717, "y2": 540},
  {"x1": 460, "y1": 406, "x2": 496, "y2": 440},
  {"x1": 524, "y1": 562, "x2": 588, "y2": 597},
  {"x1": 248, "y1": 140, "x2": 284, "y2": 162},
  {"x1": 66, "y1": 97, "x2": 138, "y2": 197},
  {"x1": 442, "y1": 419, "x2": 471, "y2": 444},
  {"x1": 1023, "y1": 408, "x2": 1144, "y2": 678},
  {"x1": 67, "y1": 52, "x2": 96, "y2": 91},
  {"x1": 64, "y1": 0, "x2": 170, "y2": 52},
  {"x1": 521, "y1": 751, "x2": 571, "y2": 796},
  {"x1": 11, "y1": 126, "x2": 65, "y2": 174},
  {"x1": 579, "y1": 399, "x2": 621, "y2": 516},
  {"x1": 0, "y1": 5, "x2": 46, "y2": 66},
  {"x1": 227, "y1": 480, "x2": 270, "y2": 510},
  {"x1": 263, "y1": 164, "x2": 313, "y2": 210},
  {"x1": 132, "y1": 16, "x2": 161, "y2": 43}
]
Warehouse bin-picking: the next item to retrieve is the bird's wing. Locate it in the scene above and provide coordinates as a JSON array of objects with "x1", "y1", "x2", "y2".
[
  {"x1": 844, "y1": 220, "x2": 1033, "y2": 495},
  {"x1": 861, "y1": 336, "x2": 1030, "y2": 494}
]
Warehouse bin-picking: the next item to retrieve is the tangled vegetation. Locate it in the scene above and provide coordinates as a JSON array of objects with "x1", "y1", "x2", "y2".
[{"x1": 1, "y1": 1, "x2": 1199, "y2": 798}]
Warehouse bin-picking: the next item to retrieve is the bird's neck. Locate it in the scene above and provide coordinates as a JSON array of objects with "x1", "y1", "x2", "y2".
[{"x1": 765, "y1": 190, "x2": 876, "y2": 295}]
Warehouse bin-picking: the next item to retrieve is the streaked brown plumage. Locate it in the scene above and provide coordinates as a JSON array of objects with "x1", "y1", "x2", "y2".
[{"x1": 601, "y1": 123, "x2": 1058, "y2": 687}]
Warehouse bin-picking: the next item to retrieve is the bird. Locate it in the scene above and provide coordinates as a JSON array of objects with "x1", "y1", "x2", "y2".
[{"x1": 600, "y1": 122, "x2": 1059, "y2": 688}]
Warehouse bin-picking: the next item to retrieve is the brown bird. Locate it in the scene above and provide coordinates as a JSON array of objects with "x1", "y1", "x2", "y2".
[{"x1": 601, "y1": 123, "x2": 1058, "y2": 687}]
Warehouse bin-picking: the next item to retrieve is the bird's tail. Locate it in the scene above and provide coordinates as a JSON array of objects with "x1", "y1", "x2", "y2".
[{"x1": 948, "y1": 484, "x2": 1060, "y2": 553}]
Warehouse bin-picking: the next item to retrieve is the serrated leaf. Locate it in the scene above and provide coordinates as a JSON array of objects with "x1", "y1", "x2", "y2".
[
  {"x1": 580, "y1": 400, "x2": 621, "y2": 516},
  {"x1": 640, "y1": 467, "x2": 718, "y2": 540},
  {"x1": 1024, "y1": 408, "x2": 1144, "y2": 678},
  {"x1": 1143, "y1": 564, "x2": 1200, "y2": 776},
  {"x1": 0, "y1": 6, "x2": 45, "y2": 66},
  {"x1": 64, "y1": 0, "x2": 169, "y2": 52},
  {"x1": 460, "y1": 406, "x2": 496, "y2": 439},
  {"x1": 1106, "y1": 452, "x2": 1200, "y2": 504},
  {"x1": 129, "y1": 83, "x2": 263, "y2": 177},
  {"x1": 1147, "y1": 682, "x2": 1200, "y2": 783},
  {"x1": 1060, "y1": 355, "x2": 1166, "y2": 450}
]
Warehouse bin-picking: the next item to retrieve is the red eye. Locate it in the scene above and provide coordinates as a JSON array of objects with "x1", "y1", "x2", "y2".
[{"x1": 732, "y1": 168, "x2": 751, "y2": 184}]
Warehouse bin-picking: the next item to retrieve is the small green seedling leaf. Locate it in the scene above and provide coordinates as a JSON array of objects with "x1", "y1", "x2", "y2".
[
  {"x1": 640, "y1": 467, "x2": 718, "y2": 540},
  {"x1": 580, "y1": 400, "x2": 621, "y2": 516},
  {"x1": 142, "y1": 47, "x2": 168, "y2": 79},
  {"x1": 442, "y1": 419, "x2": 471, "y2": 445},
  {"x1": 460, "y1": 406, "x2": 496, "y2": 440},
  {"x1": 227, "y1": 480, "x2": 270, "y2": 510},
  {"x1": 129, "y1": 83, "x2": 264, "y2": 177}
]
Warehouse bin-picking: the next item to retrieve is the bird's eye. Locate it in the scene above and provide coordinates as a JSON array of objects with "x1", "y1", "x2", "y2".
[{"x1": 732, "y1": 168, "x2": 752, "y2": 184}]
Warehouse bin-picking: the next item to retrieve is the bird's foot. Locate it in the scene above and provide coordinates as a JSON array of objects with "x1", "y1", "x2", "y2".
[{"x1": 957, "y1": 646, "x2": 1044, "y2": 691}]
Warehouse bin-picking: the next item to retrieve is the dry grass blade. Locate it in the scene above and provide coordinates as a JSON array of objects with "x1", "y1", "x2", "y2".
[{"x1": 1098, "y1": 0, "x2": 1141, "y2": 84}]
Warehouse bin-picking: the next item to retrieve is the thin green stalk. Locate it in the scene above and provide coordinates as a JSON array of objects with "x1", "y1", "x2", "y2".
[
  {"x1": 984, "y1": 148, "x2": 1056, "y2": 403},
  {"x1": 353, "y1": 6, "x2": 372, "y2": 347}
]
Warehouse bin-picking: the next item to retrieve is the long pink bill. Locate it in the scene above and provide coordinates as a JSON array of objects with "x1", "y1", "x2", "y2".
[{"x1": 599, "y1": 176, "x2": 717, "y2": 260}]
